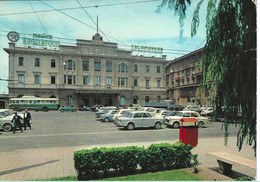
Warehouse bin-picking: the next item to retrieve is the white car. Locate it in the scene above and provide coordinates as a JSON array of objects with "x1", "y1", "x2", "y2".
[
  {"x1": 200, "y1": 107, "x2": 214, "y2": 116},
  {"x1": 113, "y1": 109, "x2": 135, "y2": 123},
  {"x1": 183, "y1": 105, "x2": 202, "y2": 112},
  {"x1": 146, "y1": 108, "x2": 166, "y2": 117},
  {"x1": 0, "y1": 109, "x2": 24, "y2": 132},
  {"x1": 164, "y1": 111, "x2": 208, "y2": 129},
  {"x1": 116, "y1": 111, "x2": 164, "y2": 130},
  {"x1": 154, "y1": 109, "x2": 169, "y2": 118}
]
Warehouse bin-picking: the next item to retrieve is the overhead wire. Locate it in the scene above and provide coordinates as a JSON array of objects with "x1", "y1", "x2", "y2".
[
  {"x1": 0, "y1": 0, "x2": 160, "y2": 17},
  {"x1": 28, "y1": 0, "x2": 48, "y2": 34},
  {"x1": 0, "y1": 29, "x2": 199, "y2": 55},
  {"x1": 38, "y1": 1, "x2": 130, "y2": 46},
  {"x1": 76, "y1": 0, "x2": 110, "y2": 42}
]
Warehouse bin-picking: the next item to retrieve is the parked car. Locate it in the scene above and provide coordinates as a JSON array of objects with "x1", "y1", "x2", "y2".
[
  {"x1": 101, "y1": 110, "x2": 118, "y2": 122},
  {"x1": 146, "y1": 108, "x2": 165, "y2": 117},
  {"x1": 113, "y1": 109, "x2": 135, "y2": 123},
  {"x1": 96, "y1": 107, "x2": 118, "y2": 118},
  {"x1": 0, "y1": 109, "x2": 24, "y2": 132},
  {"x1": 164, "y1": 111, "x2": 208, "y2": 129},
  {"x1": 58, "y1": 106, "x2": 77, "y2": 112},
  {"x1": 183, "y1": 105, "x2": 202, "y2": 113},
  {"x1": 116, "y1": 111, "x2": 164, "y2": 130},
  {"x1": 90, "y1": 105, "x2": 104, "y2": 112},
  {"x1": 155, "y1": 109, "x2": 169, "y2": 118},
  {"x1": 200, "y1": 107, "x2": 214, "y2": 116},
  {"x1": 164, "y1": 111, "x2": 177, "y2": 118}
]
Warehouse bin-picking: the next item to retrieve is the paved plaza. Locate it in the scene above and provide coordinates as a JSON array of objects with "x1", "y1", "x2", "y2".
[{"x1": 0, "y1": 111, "x2": 256, "y2": 180}]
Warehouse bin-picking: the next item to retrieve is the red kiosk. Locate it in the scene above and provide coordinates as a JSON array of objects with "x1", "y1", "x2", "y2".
[{"x1": 179, "y1": 118, "x2": 199, "y2": 147}]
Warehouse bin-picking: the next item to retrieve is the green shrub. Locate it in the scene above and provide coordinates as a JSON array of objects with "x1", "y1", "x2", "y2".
[
  {"x1": 74, "y1": 142, "x2": 197, "y2": 180},
  {"x1": 235, "y1": 176, "x2": 254, "y2": 181}
]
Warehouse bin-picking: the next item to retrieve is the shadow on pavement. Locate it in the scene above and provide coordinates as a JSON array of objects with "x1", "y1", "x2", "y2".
[
  {"x1": 0, "y1": 160, "x2": 59, "y2": 176},
  {"x1": 209, "y1": 167, "x2": 251, "y2": 179}
]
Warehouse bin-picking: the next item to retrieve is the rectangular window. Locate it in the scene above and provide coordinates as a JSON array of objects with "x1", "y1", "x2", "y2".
[
  {"x1": 19, "y1": 57, "x2": 24, "y2": 66},
  {"x1": 83, "y1": 61, "x2": 89, "y2": 71},
  {"x1": 94, "y1": 76, "x2": 100, "y2": 85},
  {"x1": 18, "y1": 74, "x2": 24, "y2": 83},
  {"x1": 146, "y1": 65, "x2": 149, "y2": 72},
  {"x1": 157, "y1": 66, "x2": 160, "y2": 73},
  {"x1": 118, "y1": 77, "x2": 128, "y2": 86},
  {"x1": 64, "y1": 75, "x2": 66, "y2": 84},
  {"x1": 68, "y1": 75, "x2": 72, "y2": 85},
  {"x1": 51, "y1": 59, "x2": 56, "y2": 68},
  {"x1": 146, "y1": 79, "x2": 150, "y2": 88},
  {"x1": 83, "y1": 76, "x2": 89, "y2": 85},
  {"x1": 94, "y1": 60, "x2": 101, "y2": 71},
  {"x1": 35, "y1": 58, "x2": 40, "y2": 67},
  {"x1": 73, "y1": 75, "x2": 76, "y2": 84},
  {"x1": 157, "y1": 80, "x2": 160, "y2": 87},
  {"x1": 106, "y1": 61, "x2": 112, "y2": 72},
  {"x1": 51, "y1": 76, "x2": 55, "y2": 84},
  {"x1": 106, "y1": 77, "x2": 112, "y2": 86},
  {"x1": 134, "y1": 65, "x2": 138, "y2": 72},
  {"x1": 35, "y1": 75, "x2": 40, "y2": 84},
  {"x1": 134, "y1": 79, "x2": 138, "y2": 87}
]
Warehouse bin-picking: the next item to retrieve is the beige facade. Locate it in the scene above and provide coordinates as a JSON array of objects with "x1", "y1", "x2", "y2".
[
  {"x1": 4, "y1": 33, "x2": 168, "y2": 107},
  {"x1": 166, "y1": 48, "x2": 210, "y2": 106}
]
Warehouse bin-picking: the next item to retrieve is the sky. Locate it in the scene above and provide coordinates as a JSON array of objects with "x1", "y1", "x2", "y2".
[{"x1": 0, "y1": 0, "x2": 208, "y2": 94}]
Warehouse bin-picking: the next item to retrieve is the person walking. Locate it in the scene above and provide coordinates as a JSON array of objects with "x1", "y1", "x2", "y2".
[
  {"x1": 23, "y1": 109, "x2": 32, "y2": 130},
  {"x1": 12, "y1": 112, "x2": 23, "y2": 134}
]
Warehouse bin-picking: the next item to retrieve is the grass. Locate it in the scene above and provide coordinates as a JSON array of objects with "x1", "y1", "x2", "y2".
[{"x1": 36, "y1": 169, "x2": 201, "y2": 181}]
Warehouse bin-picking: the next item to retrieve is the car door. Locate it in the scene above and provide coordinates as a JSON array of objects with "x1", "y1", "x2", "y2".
[
  {"x1": 133, "y1": 113, "x2": 143, "y2": 127},
  {"x1": 142, "y1": 112, "x2": 153, "y2": 127},
  {"x1": 182, "y1": 112, "x2": 191, "y2": 126}
]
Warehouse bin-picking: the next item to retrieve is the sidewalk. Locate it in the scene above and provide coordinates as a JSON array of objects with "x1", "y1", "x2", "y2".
[{"x1": 0, "y1": 137, "x2": 256, "y2": 181}]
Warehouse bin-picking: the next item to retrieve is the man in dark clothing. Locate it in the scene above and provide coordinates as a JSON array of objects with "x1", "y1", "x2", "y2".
[
  {"x1": 12, "y1": 112, "x2": 23, "y2": 134},
  {"x1": 23, "y1": 109, "x2": 31, "y2": 130}
]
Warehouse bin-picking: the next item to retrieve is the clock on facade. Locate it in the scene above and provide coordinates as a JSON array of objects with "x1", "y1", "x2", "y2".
[
  {"x1": 7, "y1": 31, "x2": 19, "y2": 42},
  {"x1": 95, "y1": 48, "x2": 100, "y2": 52}
]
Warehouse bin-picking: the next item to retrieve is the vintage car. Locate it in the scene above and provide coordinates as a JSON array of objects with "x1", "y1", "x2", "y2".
[
  {"x1": 0, "y1": 109, "x2": 24, "y2": 132},
  {"x1": 164, "y1": 111, "x2": 208, "y2": 129},
  {"x1": 100, "y1": 110, "x2": 118, "y2": 122},
  {"x1": 58, "y1": 106, "x2": 77, "y2": 112},
  {"x1": 116, "y1": 111, "x2": 164, "y2": 130}
]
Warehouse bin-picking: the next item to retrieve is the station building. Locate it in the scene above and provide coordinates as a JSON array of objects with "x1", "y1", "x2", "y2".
[{"x1": 4, "y1": 33, "x2": 168, "y2": 107}]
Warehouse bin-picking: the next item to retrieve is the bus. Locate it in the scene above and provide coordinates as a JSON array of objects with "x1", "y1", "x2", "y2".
[{"x1": 9, "y1": 96, "x2": 59, "y2": 111}]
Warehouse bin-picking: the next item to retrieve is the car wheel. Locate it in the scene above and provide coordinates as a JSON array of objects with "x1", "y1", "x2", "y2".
[
  {"x1": 60, "y1": 109, "x2": 64, "y2": 112},
  {"x1": 42, "y1": 106, "x2": 48, "y2": 112},
  {"x1": 104, "y1": 118, "x2": 110, "y2": 122},
  {"x1": 127, "y1": 123, "x2": 135, "y2": 130},
  {"x1": 154, "y1": 122, "x2": 162, "y2": 129},
  {"x1": 198, "y1": 121, "x2": 204, "y2": 128},
  {"x1": 72, "y1": 109, "x2": 76, "y2": 112},
  {"x1": 172, "y1": 121, "x2": 180, "y2": 129},
  {"x1": 3, "y1": 123, "x2": 12, "y2": 132}
]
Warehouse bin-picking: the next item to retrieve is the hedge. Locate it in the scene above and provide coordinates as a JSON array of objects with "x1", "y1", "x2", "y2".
[{"x1": 74, "y1": 142, "x2": 197, "y2": 179}]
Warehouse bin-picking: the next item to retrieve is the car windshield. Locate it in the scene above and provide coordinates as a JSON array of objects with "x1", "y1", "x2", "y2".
[
  {"x1": 126, "y1": 113, "x2": 133, "y2": 118},
  {"x1": 175, "y1": 112, "x2": 183, "y2": 117},
  {"x1": 0, "y1": 112, "x2": 5, "y2": 118}
]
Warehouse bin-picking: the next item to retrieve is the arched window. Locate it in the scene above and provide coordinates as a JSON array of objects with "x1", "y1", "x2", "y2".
[
  {"x1": 17, "y1": 94, "x2": 24, "y2": 98},
  {"x1": 118, "y1": 63, "x2": 128, "y2": 73},
  {"x1": 133, "y1": 95, "x2": 138, "y2": 104},
  {"x1": 145, "y1": 96, "x2": 149, "y2": 103},
  {"x1": 50, "y1": 95, "x2": 56, "y2": 98},
  {"x1": 156, "y1": 96, "x2": 161, "y2": 103},
  {"x1": 67, "y1": 95, "x2": 73, "y2": 106},
  {"x1": 64, "y1": 60, "x2": 76, "y2": 70}
]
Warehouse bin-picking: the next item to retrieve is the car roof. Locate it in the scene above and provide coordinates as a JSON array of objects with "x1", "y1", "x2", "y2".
[{"x1": 128, "y1": 111, "x2": 150, "y2": 114}]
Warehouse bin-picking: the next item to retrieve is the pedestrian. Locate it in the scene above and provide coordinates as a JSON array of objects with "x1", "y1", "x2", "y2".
[
  {"x1": 23, "y1": 109, "x2": 32, "y2": 130},
  {"x1": 12, "y1": 112, "x2": 23, "y2": 134}
]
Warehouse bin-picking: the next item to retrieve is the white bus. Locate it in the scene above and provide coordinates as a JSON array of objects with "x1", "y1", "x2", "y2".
[{"x1": 9, "y1": 96, "x2": 59, "y2": 111}]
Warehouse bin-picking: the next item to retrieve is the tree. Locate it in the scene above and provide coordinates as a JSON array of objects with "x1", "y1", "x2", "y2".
[{"x1": 157, "y1": 0, "x2": 256, "y2": 153}]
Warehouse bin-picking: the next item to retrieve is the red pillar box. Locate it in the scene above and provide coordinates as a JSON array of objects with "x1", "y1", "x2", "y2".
[{"x1": 179, "y1": 118, "x2": 198, "y2": 147}]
